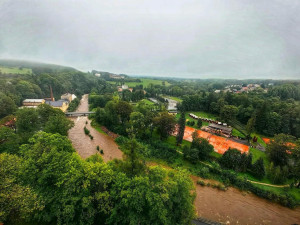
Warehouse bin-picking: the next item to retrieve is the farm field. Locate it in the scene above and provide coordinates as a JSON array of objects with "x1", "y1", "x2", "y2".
[
  {"x1": 108, "y1": 78, "x2": 171, "y2": 87},
  {"x1": 0, "y1": 66, "x2": 32, "y2": 74}
]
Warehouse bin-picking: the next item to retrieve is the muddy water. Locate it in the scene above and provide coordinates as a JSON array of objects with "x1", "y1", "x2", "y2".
[
  {"x1": 69, "y1": 95, "x2": 300, "y2": 224},
  {"x1": 68, "y1": 94, "x2": 123, "y2": 162},
  {"x1": 192, "y1": 176, "x2": 300, "y2": 225}
]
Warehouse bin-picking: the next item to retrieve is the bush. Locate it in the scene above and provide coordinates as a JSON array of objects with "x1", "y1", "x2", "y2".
[
  {"x1": 96, "y1": 146, "x2": 100, "y2": 151},
  {"x1": 84, "y1": 127, "x2": 90, "y2": 135},
  {"x1": 100, "y1": 149, "x2": 104, "y2": 154},
  {"x1": 197, "y1": 180, "x2": 206, "y2": 186},
  {"x1": 198, "y1": 167, "x2": 210, "y2": 179},
  {"x1": 115, "y1": 136, "x2": 128, "y2": 145},
  {"x1": 89, "y1": 134, "x2": 93, "y2": 140}
]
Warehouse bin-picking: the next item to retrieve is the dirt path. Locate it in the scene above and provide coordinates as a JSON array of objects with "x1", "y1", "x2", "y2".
[
  {"x1": 248, "y1": 180, "x2": 289, "y2": 188},
  {"x1": 68, "y1": 94, "x2": 123, "y2": 162}
]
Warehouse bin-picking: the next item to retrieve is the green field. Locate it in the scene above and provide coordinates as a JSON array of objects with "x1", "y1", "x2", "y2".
[
  {"x1": 175, "y1": 111, "x2": 217, "y2": 127},
  {"x1": 0, "y1": 66, "x2": 32, "y2": 74},
  {"x1": 109, "y1": 78, "x2": 170, "y2": 88},
  {"x1": 139, "y1": 99, "x2": 155, "y2": 105},
  {"x1": 162, "y1": 95, "x2": 183, "y2": 102}
]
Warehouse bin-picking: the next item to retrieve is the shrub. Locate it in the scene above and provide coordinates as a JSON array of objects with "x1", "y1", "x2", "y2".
[
  {"x1": 96, "y1": 146, "x2": 100, "y2": 151},
  {"x1": 197, "y1": 180, "x2": 206, "y2": 186},
  {"x1": 115, "y1": 136, "x2": 128, "y2": 145},
  {"x1": 100, "y1": 149, "x2": 104, "y2": 154},
  {"x1": 198, "y1": 167, "x2": 210, "y2": 179},
  {"x1": 89, "y1": 134, "x2": 93, "y2": 140},
  {"x1": 84, "y1": 127, "x2": 90, "y2": 135}
]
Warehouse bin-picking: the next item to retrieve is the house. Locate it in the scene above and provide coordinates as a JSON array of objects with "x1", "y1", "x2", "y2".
[
  {"x1": 122, "y1": 84, "x2": 128, "y2": 89},
  {"x1": 208, "y1": 123, "x2": 232, "y2": 136},
  {"x1": 22, "y1": 99, "x2": 45, "y2": 107},
  {"x1": 61, "y1": 93, "x2": 77, "y2": 102},
  {"x1": 95, "y1": 73, "x2": 101, "y2": 77},
  {"x1": 45, "y1": 100, "x2": 69, "y2": 112}
]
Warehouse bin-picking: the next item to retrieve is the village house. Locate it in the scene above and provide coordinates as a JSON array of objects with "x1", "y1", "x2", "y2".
[
  {"x1": 45, "y1": 100, "x2": 69, "y2": 112},
  {"x1": 61, "y1": 93, "x2": 76, "y2": 102},
  {"x1": 22, "y1": 99, "x2": 45, "y2": 108}
]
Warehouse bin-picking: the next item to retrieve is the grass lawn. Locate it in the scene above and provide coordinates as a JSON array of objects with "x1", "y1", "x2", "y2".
[
  {"x1": 232, "y1": 128, "x2": 246, "y2": 138},
  {"x1": 139, "y1": 99, "x2": 155, "y2": 105},
  {"x1": 175, "y1": 111, "x2": 218, "y2": 128},
  {"x1": 162, "y1": 95, "x2": 183, "y2": 102},
  {"x1": 108, "y1": 78, "x2": 170, "y2": 88},
  {"x1": 249, "y1": 147, "x2": 268, "y2": 164},
  {"x1": 0, "y1": 66, "x2": 32, "y2": 74},
  {"x1": 90, "y1": 121, "x2": 107, "y2": 135},
  {"x1": 251, "y1": 183, "x2": 300, "y2": 202}
]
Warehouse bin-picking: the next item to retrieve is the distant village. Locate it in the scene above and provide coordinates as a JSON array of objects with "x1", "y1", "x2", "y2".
[{"x1": 214, "y1": 83, "x2": 273, "y2": 94}]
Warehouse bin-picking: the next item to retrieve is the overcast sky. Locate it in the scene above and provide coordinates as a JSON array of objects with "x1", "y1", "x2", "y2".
[{"x1": 0, "y1": 0, "x2": 299, "y2": 79}]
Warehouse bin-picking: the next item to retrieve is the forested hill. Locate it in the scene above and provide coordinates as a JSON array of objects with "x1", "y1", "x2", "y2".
[
  {"x1": 0, "y1": 59, "x2": 113, "y2": 119},
  {"x1": 0, "y1": 59, "x2": 77, "y2": 73}
]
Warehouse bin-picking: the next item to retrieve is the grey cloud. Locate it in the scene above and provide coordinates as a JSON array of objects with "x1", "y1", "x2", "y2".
[{"x1": 0, "y1": 0, "x2": 299, "y2": 79}]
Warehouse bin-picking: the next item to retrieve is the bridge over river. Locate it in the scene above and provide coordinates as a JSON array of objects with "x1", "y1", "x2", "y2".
[{"x1": 65, "y1": 111, "x2": 95, "y2": 117}]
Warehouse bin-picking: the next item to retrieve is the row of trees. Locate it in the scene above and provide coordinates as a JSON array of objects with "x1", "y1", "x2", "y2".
[
  {"x1": 94, "y1": 99, "x2": 177, "y2": 139},
  {"x1": 181, "y1": 92, "x2": 300, "y2": 138},
  {"x1": 0, "y1": 104, "x2": 74, "y2": 154}
]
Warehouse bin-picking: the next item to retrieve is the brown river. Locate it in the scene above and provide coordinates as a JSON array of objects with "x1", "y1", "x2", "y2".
[
  {"x1": 68, "y1": 95, "x2": 300, "y2": 225},
  {"x1": 68, "y1": 94, "x2": 122, "y2": 162}
]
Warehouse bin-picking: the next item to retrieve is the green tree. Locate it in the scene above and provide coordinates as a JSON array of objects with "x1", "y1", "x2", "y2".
[
  {"x1": 0, "y1": 92, "x2": 16, "y2": 118},
  {"x1": 129, "y1": 112, "x2": 145, "y2": 138},
  {"x1": 220, "y1": 105, "x2": 238, "y2": 121},
  {"x1": 0, "y1": 153, "x2": 42, "y2": 224},
  {"x1": 0, "y1": 126, "x2": 19, "y2": 154},
  {"x1": 266, "y1": 134, "x2": 293, "y2": 167},
  {"x1": 108, "y1": 167, "x2": 195, "y2": 225},
  {"x1": 251, "y1": 158, "x2": 265, "y2": 179},
  {"x1": 246, "y1": 115, "x2": 256, "y2": 141},
  {"x1": 116, "y1": 100, "x2": 133, "y2": 124},
  {"x1": 191, "y1": 132, "x2": 214, "y2": 160},
  {"x1": 153, "y1": 112, "x2": 176, "y2": 140},
  {"x1": 16, "y1": 108, "x2": 39, "y2": 141},
  {"x1": 44, "y1": 114, "x2": 74, "y2": 136},
  {"x1": 20, "y1": 132, "x2": 109, "y2": 225},
  {"x1": 37, "y1": 103, "x2": 64, "y2": 125},
  {"x1": 176, "y1": 111, "x2": 186, "y2": 145},
  {"x1": 197, "y1": 119, "x2": 203, "y2": 128},
  {"x1": 116, "y1": 138, "x2": 146, "y2": 177}
]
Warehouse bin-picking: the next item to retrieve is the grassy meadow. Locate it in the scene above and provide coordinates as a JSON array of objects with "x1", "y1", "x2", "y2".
[{"x1": 0, "y1": 66, "x2": 32, "y2": 74}]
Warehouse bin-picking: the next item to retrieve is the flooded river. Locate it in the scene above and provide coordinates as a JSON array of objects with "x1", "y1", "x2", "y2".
[
  {"x1": 68, "y1": 94, "x2": 123, "y2": 162},
  {"x1": 192, "y1": 176, "x2": 300, "y2": 225},
  {"x1": 69, "y1": 95, "x2": 300, "y2": 224}
]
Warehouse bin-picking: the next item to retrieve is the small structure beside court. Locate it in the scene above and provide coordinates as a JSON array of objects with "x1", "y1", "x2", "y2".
[{"x1": 207, "y1": 123, "x2": 232, "y2": 137}]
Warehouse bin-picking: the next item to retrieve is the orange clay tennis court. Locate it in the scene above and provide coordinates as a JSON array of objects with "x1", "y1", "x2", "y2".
[{"x1": 182, "y1": 126, "x2": 249, "y2": 155}]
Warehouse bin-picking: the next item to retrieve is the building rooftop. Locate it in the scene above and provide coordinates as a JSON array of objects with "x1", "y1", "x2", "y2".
[
  {"x1": 208, "y1": 123, "x2": 232, "y2": 132},
  {"x1": 45, "y1": 100, "x2": 64, "y2": 107},
  {"x1": 23, "y1": 99, "x2": 44, "y2": 103}
]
